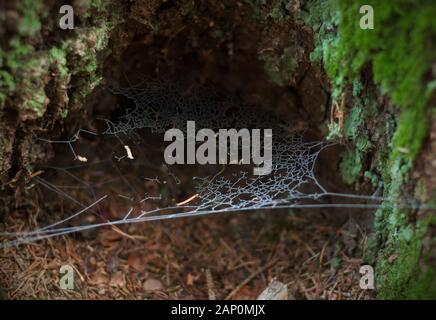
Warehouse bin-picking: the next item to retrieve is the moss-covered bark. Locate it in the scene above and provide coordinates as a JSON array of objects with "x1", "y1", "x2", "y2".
[
  {"x1": 298, "y1": 0, "x2": 436, "y2": 298},
  {"x1": 0, "y1": 0, "x2": 119, "y2": 189}
]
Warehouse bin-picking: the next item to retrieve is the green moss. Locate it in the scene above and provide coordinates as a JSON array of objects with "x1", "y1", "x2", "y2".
[
  {"x1": 91, "y1": 0, "x2": 105, "y2": 11},
  {"x1": 17, "y1": 0, "x2": 45, "y2": 37},
  {"x1": 376, "y1": 216, "x2": 436, "y2": 299},
  {"x1": 364, "y1": 171, "x2": 381, "y2": 189},
  {"x1": 363, "y1": 233, "x2": 378, "y2": 265},
  {"x1": 2, "y1": 37, "x2": 34, "y2": 72},
  {"x1": 298, "y1": 0, "x2": 339, "y2": 34},
  {"x1": 408, "y1": 267, "x2": 436, "y2": 299},
  {"x1": 333, "y1": 1, "x2": 436, "y2": 111},
  {"x1": 49, "y1": 47, "x2": 69, "y2": 76},
  {"x1": 374, "y1": 87, "x2": 433, "y2": 299},
  {"x1": 298, "y1": 0, "x2": 341, "y2": 96},
  {"x1": 376, "y1": 230, "x2": 421, "y2": 298},
  {"x1": 0, "y1": 0, "x2": 115, "y2": 116},
  {"x1": 26, "y1": 90, "x2": 47, "y2": 116},
  {"x1": 2, "y1": 40, "x2": 50, "y2": 117},
  {"x1": 339, "y1": 87, "x2": 377, "y2": 185},
  {"x1": 406, "y1": 215, "x2": 436, "y2": 299},
  {"x1": 340, "y1": 148, "x2": 363, "y2": 185},
  {"x1": 81, "y1": 0, "x2": 108, "y2": 19},
  {"x1": 298, "y1": 1, "x2": 374, "y2": 185},
  {"x1": 19, "y1": 54, "x2": 50, "y2": 117},
  {"x1": 0, "y1": 0, "x2": 46, "y2": 112},
  {"x1": 59, "y1": 109, "x2": 68, "y2": 119},
  {"x1": 299, "y1": 0, "x2": 436, "y2": 298},
  {"x1": 260, "y1": 46, "x2": 299, "y2": 86},
  {"x1": 373, "y1": 146, "x2": 435, "y2": 299},
  {"x1": 326, "y1": 121, "x2": 340, "y2": 140},
  {"x1": 0, "y1": 39, "x2": 35, "y2": 107},
  {"x1": 67, "y1": 23, "x2": 112, "y2": 104},
  {"x1": 390, "y1": 78, "x2": 434, "y2": 162},
  {"x1": 268, "y1": 0, "x2": 292, "y2": 21},
  {"x1": 0, "y1": 70, "x2": 15, "y2": 105}
]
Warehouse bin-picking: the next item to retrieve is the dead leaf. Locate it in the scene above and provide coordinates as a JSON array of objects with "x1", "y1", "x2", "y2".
[
  {"x1": 257, "y1": 279, "x2": 289, "y2": 300},
  {"x1": 186, "y1": 273, "x2": 200, "y2": 286},
  {"x1": 127, "y1": 252, "x2": 155, "y2": 272},
  {"x1": 89, "y1": 271, "x2": 109, "y2": 287},
  {"x1": 143, "y1": 278, "x2": 163, "y2": 292},
  {"x1": 127, "y1": 253, "x2": 144, "y2": 272},
  {"x1": 232, "y1": 285, "x2": 259, "y2": 300},
  {"x1": 109, "y1": 272, "x2": 126, "y2": 287}
]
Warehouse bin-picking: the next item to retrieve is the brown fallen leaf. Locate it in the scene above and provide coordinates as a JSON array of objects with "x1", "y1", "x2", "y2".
[
  {"x1": 127, "y1": 252, "x2": 155, "y2": 272},
  {"x1": 127, "y1": 253, "x2": 145, "y2": 272},
  {"x1": 110, "y1": 272, "x2": 126, "y2": 287},
  {"x1": 232, "y1": 285, "x2": 259, "y2": 300},
  {"x1": 89, "y1": 271, "x2": 109, "y2": 287},
  {"x1": 143, "y1": 278, "x2": 163, "y2": 292},
  {"x1": 186, "y1": 273, "x2": 200, "y2": 286},
  {"x1": 257, "y1": 279, "x2": 289, "y2": 300}
]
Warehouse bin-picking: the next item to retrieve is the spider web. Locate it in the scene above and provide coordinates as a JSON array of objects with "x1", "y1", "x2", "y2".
[{"x1": 0, "y1": 78, "x2": 420, "y2": 247}]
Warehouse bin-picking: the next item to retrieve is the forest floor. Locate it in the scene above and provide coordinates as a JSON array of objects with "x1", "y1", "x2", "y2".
[{"x1": 0, "y1": 209, "x2": 373, "y2": 300}]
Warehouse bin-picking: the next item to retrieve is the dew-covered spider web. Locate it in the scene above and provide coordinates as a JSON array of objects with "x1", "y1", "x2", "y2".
[{"x1": 0, "y1": 78, "x2": 425, "y2": 247}]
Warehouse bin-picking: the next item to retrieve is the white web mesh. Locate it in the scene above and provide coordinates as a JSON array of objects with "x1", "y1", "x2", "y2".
[
  {"x1": 1, "y1": 78, "x2": 419, "y2": 248},
  {"x1": 103, "y1": 78, "x2": 277, "y2": 134}
]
